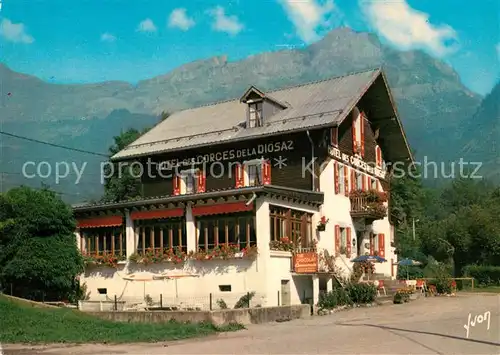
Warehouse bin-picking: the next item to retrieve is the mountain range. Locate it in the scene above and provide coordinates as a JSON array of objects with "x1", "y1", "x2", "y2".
[{"x1": 0, "y1": 28, "x2": 497, "y2": 202}]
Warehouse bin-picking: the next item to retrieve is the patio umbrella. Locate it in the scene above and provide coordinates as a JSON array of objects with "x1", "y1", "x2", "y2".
[
  {"x1": 122, "y1": 273, "x2": 160, "y2": 298},
  {"x1": 160, "y1": 272, "x2": 199, "y2": 298},
  {"x1": 351, "y1": 255, "x2": 387, "y2": 263},
  {"x1": 351, "y1": 255, "x2": 387, "y2": 280},
  {"x1": 397, "y1": 258, "x2": 422, "y2": 280}
]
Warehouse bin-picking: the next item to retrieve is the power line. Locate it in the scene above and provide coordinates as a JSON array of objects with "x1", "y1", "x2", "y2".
[{"x1": 0, "y1": 131, "x2": 110, "y2": 157}]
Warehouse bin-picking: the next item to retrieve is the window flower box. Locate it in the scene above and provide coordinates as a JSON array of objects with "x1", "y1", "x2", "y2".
[
  {"x1": 129, "y1": 247, "x2": 187, "y2": 265},
  {"x1": 84, "y1": 252, "x2": 126, "y2": 268},
  {"x1": 188, "y1": 244, "x2": 258, "y2": 261},
  {"x1": 270, "y1": 237, "x2": 296, "y2": 252}
]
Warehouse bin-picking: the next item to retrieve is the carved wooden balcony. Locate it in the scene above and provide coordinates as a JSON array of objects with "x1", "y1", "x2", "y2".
[{"x1": 349, "y1": 190, "x2": 388, "y2": 222}]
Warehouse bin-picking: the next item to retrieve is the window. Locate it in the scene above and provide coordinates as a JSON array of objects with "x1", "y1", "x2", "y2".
[
  {"x1": 82, "y1": 227, "x2": 126, "y2": 257},
  {"x1": 136, "y1": 219, "x2": 187, "y2": 254},
  {"x1": 219, "y1": 285, "x2": 232, "y2": 292},
  {"x1": 181, "y1": 170, "x2": 198, "y2": 194},
  {"x1": 196, "y1": 213, "x2": 256, "y2": 251},
  {"x1": 270, "y1": 206, "x2": 313, "y2": 248},
  {"x1": 337, "y1": 163, "x2": 345, "y2": 194},
  {"x1": 356, "y1": 172, "x2": 363, "y2": 190},
  {"x1": 340, "y1": 227, "x2": 347, "y2": 250},
  {"x1": 247, "y1": 163, "x2": 261, "y2": 186},
  {"x1": 248, "y1": 102, "x2": 263, "y2": 127},
  {"x1": 185, "y1": 173, "x2": 196, "y2": 194},
  {"x1": 371, "y1": 178, "x2": 377, "y2": 190}
]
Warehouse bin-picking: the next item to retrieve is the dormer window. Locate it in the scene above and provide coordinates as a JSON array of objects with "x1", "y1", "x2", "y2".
[
  {"x1": 240, "y1": 86, "x2": 287, "y2": 129},
  {"x1": 248, "y1": 101, "x2": 263, "y2": 128}
]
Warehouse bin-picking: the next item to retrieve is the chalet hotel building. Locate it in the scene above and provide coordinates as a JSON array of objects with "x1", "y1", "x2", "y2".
[{"x1": 74, "y1": 68, "x2": 412, "y2": 307}]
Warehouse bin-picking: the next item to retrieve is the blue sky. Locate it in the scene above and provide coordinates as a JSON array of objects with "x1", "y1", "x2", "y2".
[{"x1": 0, "y1": 0, "x2": 499, "y2": 95}]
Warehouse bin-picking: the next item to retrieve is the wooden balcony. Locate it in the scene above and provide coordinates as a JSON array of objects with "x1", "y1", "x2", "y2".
[{"x1": 350, "y1": 196, "x2": 387, "y2": 221}]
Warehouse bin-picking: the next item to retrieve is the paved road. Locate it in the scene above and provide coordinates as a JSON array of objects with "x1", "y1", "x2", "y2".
[{"x1": 3, "y1": 293, "x2": 499, "y2": 354}]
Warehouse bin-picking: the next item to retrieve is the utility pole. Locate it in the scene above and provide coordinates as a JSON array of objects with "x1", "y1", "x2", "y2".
[{"x1": 412, "y1": 218, "x2": 419, "y2": 241}]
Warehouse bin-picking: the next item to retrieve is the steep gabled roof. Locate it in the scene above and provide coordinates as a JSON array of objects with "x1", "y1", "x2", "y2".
[{"x1": 112, "y1": 68, "x2": 410, "y2": 161}]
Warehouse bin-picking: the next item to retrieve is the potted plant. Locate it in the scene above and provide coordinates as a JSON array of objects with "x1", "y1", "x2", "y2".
[{"x1": 317, "y1": 216, "x2": 329, "y2": 231}]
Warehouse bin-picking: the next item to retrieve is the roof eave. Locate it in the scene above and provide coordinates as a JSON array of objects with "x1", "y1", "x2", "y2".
[
  {"x1": 72, "y1": 185, "x2": 324, "y2": 212},
  {"x1": 110, "y1": 121, "x2": 341, "y2": 162},
  {"x1": 379, "y1": 70, "x2": 414, "y2": 164}
]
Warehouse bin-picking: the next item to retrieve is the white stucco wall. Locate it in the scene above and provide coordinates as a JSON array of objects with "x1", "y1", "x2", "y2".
[
  {"x1": 318, "y1": 158, "x2": 397, "y2": 279},
  {"x1": 78, "y1": 157, "x2": 397, "y2": 307},
  {"x1": 79, "y1": 197, "x2": 317, "y2": 307}
]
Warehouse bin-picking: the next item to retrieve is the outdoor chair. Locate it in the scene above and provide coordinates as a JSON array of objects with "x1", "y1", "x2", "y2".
[
  {"x1": 416, "y1": 279, "x2": 426, "y2": 294},
  {"x1": 375, "y1": 280, "x2": 387, "y2": 296}
]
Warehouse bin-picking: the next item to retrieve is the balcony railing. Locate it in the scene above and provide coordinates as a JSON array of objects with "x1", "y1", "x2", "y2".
[{"x1": 350, "y1": 196, "x2": 387, "y2": 220}]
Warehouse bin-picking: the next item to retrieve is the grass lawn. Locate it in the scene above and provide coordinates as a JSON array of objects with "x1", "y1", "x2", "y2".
[
  {"x1": 470, "y1": 286, "x2": 500, "y2": 293},
  {"x1": 0, "y1": 295, "x2": 242, "y2": 344}
]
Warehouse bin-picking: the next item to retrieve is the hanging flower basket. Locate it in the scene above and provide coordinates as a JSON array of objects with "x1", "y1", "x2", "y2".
[{"x1": 317, "y1": 216, "x2": 329, "y2": 231}]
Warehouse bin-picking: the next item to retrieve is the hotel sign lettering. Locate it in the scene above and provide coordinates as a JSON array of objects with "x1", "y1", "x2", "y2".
[
  {"x1": 329, "y1": 147, "x2": 386, "y2": 179},
  {"x1": 161, "y1": 140, "x2": 295, "y2": 168},
  {"x1": 293, "y1": 252, "x2": 318, "y2": 273}
]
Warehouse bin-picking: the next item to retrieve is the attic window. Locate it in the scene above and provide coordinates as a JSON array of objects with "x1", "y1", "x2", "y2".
[{"x1": 248, "y1": 102, "x2": 263, "y2": 128}]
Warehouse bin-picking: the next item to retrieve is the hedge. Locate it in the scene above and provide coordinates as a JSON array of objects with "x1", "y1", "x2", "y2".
[{"x1": 463, "y1": 265, "x2": 500, "y2": 287}]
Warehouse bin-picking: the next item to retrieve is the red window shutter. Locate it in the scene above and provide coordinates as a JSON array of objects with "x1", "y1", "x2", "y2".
[
  {"x1": 376, "y1": 146, "x2": 381, "y2": 167},
  {"x1": 235, "y1": 164, "x2": 244, "y2": 188},
  {"x1": 361, "y1": 175, "x2": 366, "y2": 191},
  {"x1": 197, "y1": 170, "x2": 206, "y2": 193},
  {"x1": 351, "y1": 170, "x2": 356, "y2": 191},
  {"x1": 262, "y1": 160, "x2": 271, "y2": 185},
  {"x1": 334, "y1": 161, "x2": 339, "y2": 194},
  {"x1": 331, "y1": 127, "x2": 338, "y2": 146},
  {"x1": 360, "y1": 113, "x2": 365, "y2": 157},
  {"x1": 335, "y1": 225, "x2": 340, "y2": 256},
  {"x1": 344, "y1": 166, "x2": 349, "y2": 196},
  {"x1": 367, "y1": 176, "x2": 372, "y2": 190},
  {"x1": 378, "y1": 233, "x2": 385, "y2": 258},
  {"x1": 346, "y1": 228, "x2": 352, "y2": 258},
  {"x1": 352, "y1": 118, "x2": 357, "y2": 153},
  {"x1": 369, "y1": 233, "x2": 374, "y2": 255},
  {"x1": 172, "y1": 175, "x2": 181, "y2": 195}
]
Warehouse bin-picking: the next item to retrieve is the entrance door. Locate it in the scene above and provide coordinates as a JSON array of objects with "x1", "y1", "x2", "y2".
[
  {"x1": 281, "y1": 280, "x2": 291, "y2": 306},
  {"x1": 357, "y1": 231, "x2": 364, "y2": 255}
]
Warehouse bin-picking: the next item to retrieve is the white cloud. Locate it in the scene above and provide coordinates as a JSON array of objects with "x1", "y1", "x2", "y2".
[
  {"x1": 0, "y1": 18, "x2": 34, "y2": 43},
  {"x1": 278, "y1": 0, "x2": 337, "y2": 43},
  {"x1": 137, "y1": 18, "x2": 157, "y2": 32},
  {"x1": 362, "y1": 0, "x2": 458, "y2": 57},
  {"x1": 207, "y1": 6, "x2": 243, "y2": 35},
  {"x1": 168, "y1": 8, "x2": 195, "y2": 31},
  {"x1": 100, "y1": 32, "x2": 116, "y2": 42}
]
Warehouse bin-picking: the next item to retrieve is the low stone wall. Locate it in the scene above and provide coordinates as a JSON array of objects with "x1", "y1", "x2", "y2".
[{"x1": 88, "y1": 304, "x2": 311, "y2": 326}]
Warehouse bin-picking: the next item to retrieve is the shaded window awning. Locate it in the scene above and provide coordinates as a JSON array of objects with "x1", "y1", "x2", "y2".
[
  {"x1": 130, "y1": 208, "x2": 184, "y2": 220},
  {"x1": 77, "y1": 215, "x2": 123, "y2": 228},
  {"x1": 192, "y1": 202, "x2": 253, "y2": 217}
]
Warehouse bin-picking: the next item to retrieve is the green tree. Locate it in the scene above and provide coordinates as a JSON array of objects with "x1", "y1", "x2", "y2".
[
  {"x1": 0, "y1": 187, "x2": 84, "y2": 301},
  {"x1": 102, "y1": 128, "x2": 149, "y2": 202}
]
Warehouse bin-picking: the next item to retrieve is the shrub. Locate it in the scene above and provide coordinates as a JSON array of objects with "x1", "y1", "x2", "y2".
[
  {"x1": 427, "y1": 278, "x2": 453, "y2": 294},
  {"x1": 318, "y1": 282, "x2": 376, "y2": 310},
  {"x1": 463, "y1": 265, "x2": 500, "y2": 287},
  {"x1": 216, "y1": 299, "x2": 228, "y2": 309},
  {"x1": 345, "y1": 283, "x2": 377, "y2": 304},
  {"x1": 318, "y1": 287, "x2": 352, "y2": 310},
  {"x1": 393, "y1": 288, "x2": 412, "y2": 304},
  {"x1": 234, "y1": 292, "x2": 255, "y2": 309}
]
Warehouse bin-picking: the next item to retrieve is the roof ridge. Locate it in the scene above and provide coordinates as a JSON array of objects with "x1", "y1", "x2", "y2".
[
  {"x1": 265, "y1": 67, "x2": 381, "y2": 94},
  {"x1": 168, "y1": 67, "x2": 381, "y2": 112}
]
